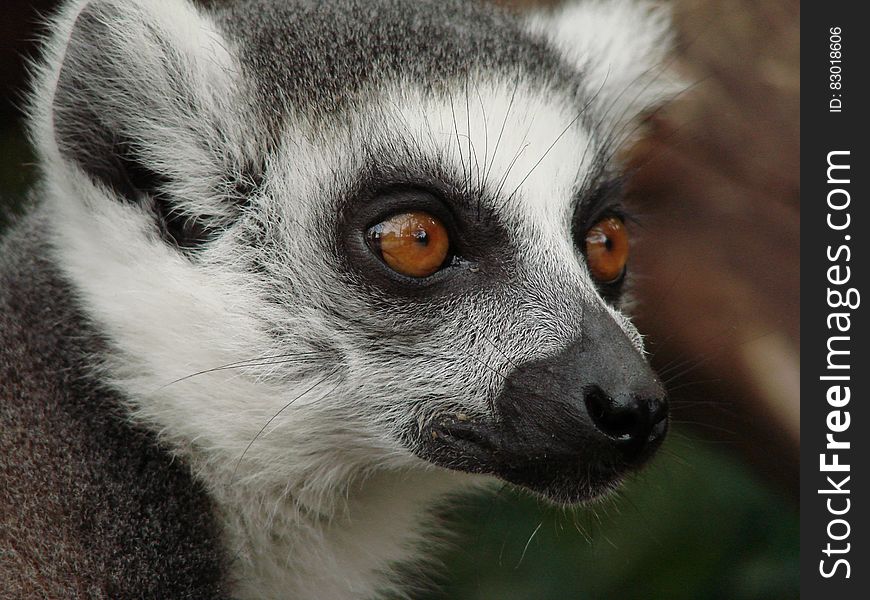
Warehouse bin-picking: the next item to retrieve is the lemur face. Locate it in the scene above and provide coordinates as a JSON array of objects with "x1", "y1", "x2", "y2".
[
  {"x1": 37, "y1": 0, "x2": 675, "y2": 505},
  {"x1": 317, "y1": 86, "x2": 667, "y2": 504}
]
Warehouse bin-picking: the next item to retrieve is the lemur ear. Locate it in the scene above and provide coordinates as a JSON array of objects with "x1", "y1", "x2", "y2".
[
  {"x1": 528, "y1": 0, "x2": 680, "y2": 136},
  {"x1": 44, "y1": 0, "x2": 246, "y2": 246}
]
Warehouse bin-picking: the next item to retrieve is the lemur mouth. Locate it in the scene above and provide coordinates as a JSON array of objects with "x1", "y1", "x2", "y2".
[
  {"x1": 417, "y1": 410, "x2": 667, "y2": 506},
  {"x1": 423, "y1": 417, "x2": 499, "y2": 472},
  {"x1": 415, "y1": 307, "x2": 668, "y2": 505}
]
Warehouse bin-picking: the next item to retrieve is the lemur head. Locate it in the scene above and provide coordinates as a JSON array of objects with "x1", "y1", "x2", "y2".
[{"x1": 33, "y1": 0, "x2": 675, "y2": 506}]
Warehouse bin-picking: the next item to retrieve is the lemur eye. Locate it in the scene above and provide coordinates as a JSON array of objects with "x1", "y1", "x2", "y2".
[
  {"x1": 584, "y1": 217, "x2": 629, "y2": 283},
  {"x1": 367, "y1": 211, "x2": 450, "y2": 278}
]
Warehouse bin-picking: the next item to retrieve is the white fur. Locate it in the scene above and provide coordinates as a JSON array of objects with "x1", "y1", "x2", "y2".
[
  {"x1": 527, "y1": 0, "x2": 679, "y2": 137},
  {"x1": 30, "y1": 0, "x2": 673, "y2": 597}
]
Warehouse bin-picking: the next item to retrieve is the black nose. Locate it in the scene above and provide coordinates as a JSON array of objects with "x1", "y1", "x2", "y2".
[
  {"x1": 584, "y1": 385, "x2": 668, "y2": 460},
  {"x1": 493, "y1": 307, "x2": 668, "y2": 471},
  {"x1": 460, "y1": 308, "x2": 670, "y2": 503}
]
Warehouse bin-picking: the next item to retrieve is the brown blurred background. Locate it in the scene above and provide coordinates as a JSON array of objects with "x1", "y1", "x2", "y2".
[
  {"x1": 0, "y1": 1, "x2": 799, "y2": 598},
  {"x1": 629, "y1": 0, "x2": 799, "y2": 495}
]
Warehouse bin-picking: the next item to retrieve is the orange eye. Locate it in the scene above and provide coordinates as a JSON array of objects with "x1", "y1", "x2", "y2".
[
  {"x1": 584, "y1": 217, "x2": 629, "y2": 283},
  {"x1": 367, "y1": 211, "x2": 450, "y2": 278}
]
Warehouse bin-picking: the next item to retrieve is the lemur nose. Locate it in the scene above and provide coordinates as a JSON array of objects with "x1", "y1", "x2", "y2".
[
  {"x1": 584, "y1": 385, "x2": 668, "y2": 460},
  {"x1": 491, "y1": 307, "x2": 669, "y2": 493}
]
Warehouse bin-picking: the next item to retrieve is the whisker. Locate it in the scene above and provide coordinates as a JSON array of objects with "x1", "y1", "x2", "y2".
[
  {"x1": 571, "y1": 509, "x2": 593, "y2": 544},
  {"x1": 660, "y1": 331, "x2": 763, "y2": 384},
  {"x1": 484, "y1": 79, "x2": 519, "y2": 186},
  {"x1": 594, "y1": 0, "x2": 723, "y2": 157},
  {"x1": 465, "y1": 135, "x2": 482, "y2": 198},
  {"x1": 593, "y1": 76, "x2": 710, "y2": 183},
  {"x1": 669, "y1": 419, "x2": 736, "y2": 437},
  {"x1": 464, "y1": 72, "x2": 476, "y2": 196},
  {"x1": 448, "y1": 89, "x2": 470, "y2": 191},
  {"x1": 466, "y1": 352, "x2": 510, "y2": 382},
  {"x1": 231, "y1": 367, "x2": 341, "y2": 484},
  {"x1": 575, "y1": 43, "x2": 694, "y2": 196},
  {"x1": 616, "y1": 492, "x2": 662, "y2": 550},
  {"x1": 474, "y1": 482, "x2": 511, "y2": 548},
  {"x1": 502, "y1": 69, "x2": 611, "y2": 207},
  {"x1": 503, "y1": 110, "x2": 584, "y2": 205},
  {"x1": 658, "y1": 445, "x2": 691, "y2": 467},
  {"x1": 656, "y1": 324, "x2": 741, "y2": 376},
  {"x1": 599, "y1": 56, "x2": 681, "y2": 152},
  {"x1": 664, "y1": 379, "x2": 726, "y2": 397},
  {"x1": 476, "y1": 87, "x2": 490, "y2": 219},
  {"x1": 581, "y1": 6, "x2": 726, "y2": 191},
  {"x1": 477, "y1": 330, "x2": 519, "y2": 370},
  {"x1": 447, "y1": 91, "x2": 468, "y2": 187},
  {"x1": 669, "y1": 429, "x2": 736, "y2": 447},
  {"x1": 572, "y1": 69, "x2": 617, "y2": 197},
  {"x1": 493, "y1": 134, "x2": 532, "y2": 201},
  {"x1": 514, "y1": 520, "x2": 543, "y2": 569},
  {"x1": 157, "y1": 351, "x2": 330, "y2": 390}
]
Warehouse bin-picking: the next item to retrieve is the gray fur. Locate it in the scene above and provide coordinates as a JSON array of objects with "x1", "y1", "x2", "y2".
[
  {"x1": 213, "y1": 0, "x2": 583, "y2": 124},
  {"x1": 0, "y1": 212, "x2": 228, "y2": 598}
]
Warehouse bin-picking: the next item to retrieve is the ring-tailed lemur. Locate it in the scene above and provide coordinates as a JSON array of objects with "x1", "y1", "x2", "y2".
[{"x1": 0, "y1": 0, "x2": 677, "y2": 597}]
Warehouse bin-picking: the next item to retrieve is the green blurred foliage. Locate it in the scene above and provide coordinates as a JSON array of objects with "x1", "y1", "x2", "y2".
[{"x1": 424, "y1": 433, "x2": 798, "y2": 600}]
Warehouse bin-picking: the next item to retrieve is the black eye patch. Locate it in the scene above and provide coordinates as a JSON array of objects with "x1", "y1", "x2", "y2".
[
  {"x1": 573, "y1": 176, "x2": 629, "y2": 233},
  {"x1": 572, "y1": 176, "x2": 632, "y2": 303}
]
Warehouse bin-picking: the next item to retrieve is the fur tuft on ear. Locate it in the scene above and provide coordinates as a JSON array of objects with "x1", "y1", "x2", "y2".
[
  {"x1": 527, "y1": 0, "x2": 681, "y2": 137},
  {"x1": 32, "y1": 0, "x2": 251, "y2": 248}
]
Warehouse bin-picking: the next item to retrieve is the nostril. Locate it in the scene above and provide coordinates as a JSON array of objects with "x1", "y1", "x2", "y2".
[
  {"x1": 584, "y1": 386, "x2": 645, "y2": 442},
  {"x1": 584, "y1": 386, "x2": 669, "y2": 453},
  {"x1": 650, "y1": 397, "x2": 668, "y2": 425},
  {"x1": 648, "y1": 396, "x2": 669, "y2": 442}
]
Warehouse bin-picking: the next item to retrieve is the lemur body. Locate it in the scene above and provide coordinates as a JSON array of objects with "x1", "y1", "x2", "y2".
[{"x1": 1, "y1": 0, "x2": 675, "y2": 597}]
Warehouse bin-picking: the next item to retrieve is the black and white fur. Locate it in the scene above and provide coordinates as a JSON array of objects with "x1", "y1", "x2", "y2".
[{"x1": 1, "y1": 0, "x2": 677, "y2": 597}]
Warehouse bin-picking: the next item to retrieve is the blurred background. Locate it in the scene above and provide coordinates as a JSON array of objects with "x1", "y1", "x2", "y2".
[{"x1": 0, "y1": 0, "x2": 799, "y2": 598}]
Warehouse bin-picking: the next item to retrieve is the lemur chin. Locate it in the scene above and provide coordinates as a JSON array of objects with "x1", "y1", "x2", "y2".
[{"x1": 0, "y1": 0, "x2": 678, "y2": 597}]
